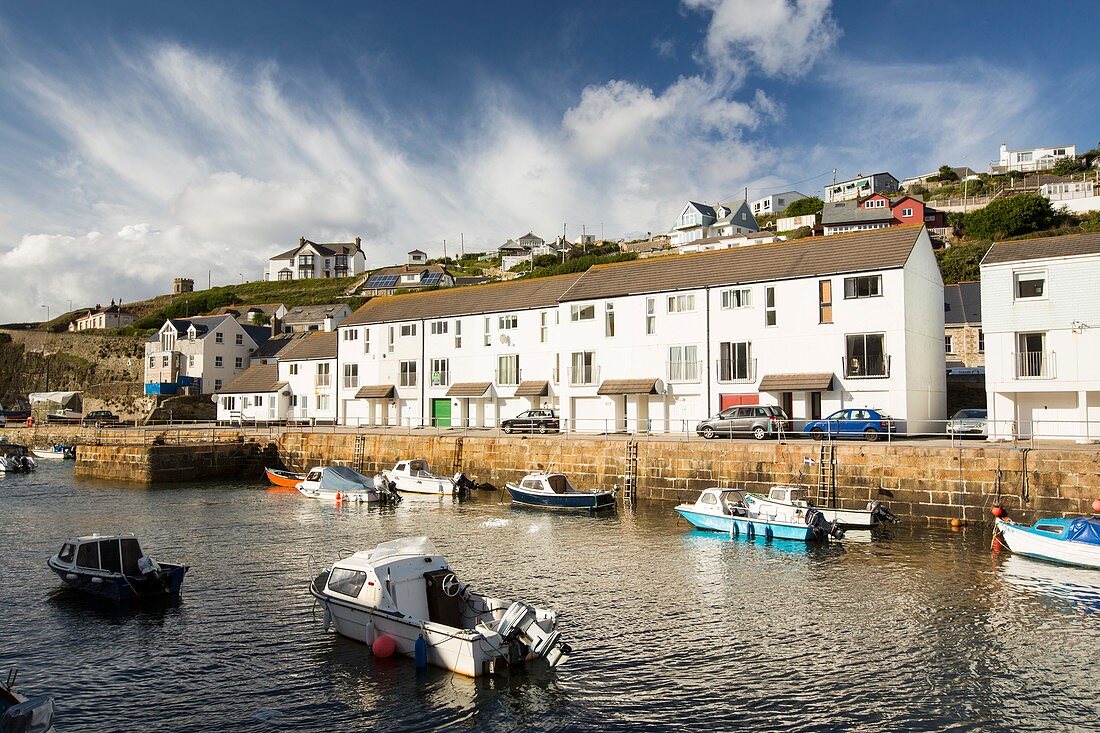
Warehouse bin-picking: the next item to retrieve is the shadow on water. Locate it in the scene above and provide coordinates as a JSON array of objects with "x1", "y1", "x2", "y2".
[{"x1": 45, "y1": 585, "x2": 182, "y2": 624}]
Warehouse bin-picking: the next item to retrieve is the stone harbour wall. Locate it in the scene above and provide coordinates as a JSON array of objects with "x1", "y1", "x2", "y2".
[{"x1": 75, "y1": 441, "x2": 277, "y2": 483}]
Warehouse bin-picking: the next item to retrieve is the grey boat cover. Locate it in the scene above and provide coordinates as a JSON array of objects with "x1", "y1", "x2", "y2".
[
  {"x1": 1, "y1": 695, "x2": 56, "y2": 733},
  {"x1": 318, "y1": 466, "x2": 374, "y2": 492}
]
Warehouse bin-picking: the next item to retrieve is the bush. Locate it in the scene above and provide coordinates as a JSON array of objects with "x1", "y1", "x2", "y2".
[
  {"x1": 787, "y1": 226, "x2": 814, "y2": 240},
  {"x1": 521, "y1": 252, "x2": 637, "y2": 279},
  {"x1": 928, "y1": 165, "x2": 959, "y2": 183},
  {"x1": 781, "y1": 196, "x2": 823, "y2": 217},
  {"x1": 959, "y1": 193, "x2": 1056, "y2": 240},
  {"x1": 936, "y1": 241, "x2": 991, "y2": 284}
]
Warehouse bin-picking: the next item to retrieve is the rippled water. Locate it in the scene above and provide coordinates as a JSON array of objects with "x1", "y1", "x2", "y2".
[{"x1": 2, "y1": 462, "x2": 1098, "y2": 732}]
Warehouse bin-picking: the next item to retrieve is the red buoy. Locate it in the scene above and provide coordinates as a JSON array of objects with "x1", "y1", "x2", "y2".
[
  {"x1": 991, "y1": 505, "x2": 1004, "y2": 518},
  {"x1": 1092, "y1": 498, "x2": 1100, "y2": 513},
  {"x1": 372, "y1": 635, "x2": 396, "y2": 658}
]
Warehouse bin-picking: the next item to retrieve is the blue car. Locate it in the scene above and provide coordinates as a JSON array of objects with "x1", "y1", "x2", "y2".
[{"x1": 803, "y1": 408, "x2": 896, "y2": 442}]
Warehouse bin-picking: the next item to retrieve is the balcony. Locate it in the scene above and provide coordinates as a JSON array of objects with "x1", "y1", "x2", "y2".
[
  {"x1": 716, "y1": 358, "x2": 756, "y2": 384},
  {"x1": 495, "y1": 367, "x2": 521, "y2": 387},
  {"x1": 843, "y1": 354, "x2": 891, "y2": 379},
  {"x1": 568, "y1": 365, "x2": 600, "y2": 386},
  {"x1": 1015, "y1": 351, "x2": 1055, "y2": 379},
  {"x1": 315, "y1": 376, "x2": 331, "y2": 388},
  {"x1": 666, "y1": 360, "x2": 702, "y2": 383}
]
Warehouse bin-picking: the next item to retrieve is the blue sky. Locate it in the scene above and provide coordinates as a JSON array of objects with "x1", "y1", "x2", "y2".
[{"x1": 0, "y1": 0, "x2": 1097, "y2": 320}]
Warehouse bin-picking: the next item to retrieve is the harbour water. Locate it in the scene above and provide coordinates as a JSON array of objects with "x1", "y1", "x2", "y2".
[{"x1": 2, "y1": 462, "x2": 1098, "y2": 732}]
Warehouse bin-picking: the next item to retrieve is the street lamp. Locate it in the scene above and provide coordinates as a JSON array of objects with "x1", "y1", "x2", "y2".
[{"x1": 41, "y1": 304, "x2": 49, "y2": 323}]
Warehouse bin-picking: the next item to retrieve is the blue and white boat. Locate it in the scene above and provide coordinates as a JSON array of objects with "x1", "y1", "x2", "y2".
[
  {"x1": 675, "y1": 488, "x2": 844, "y2": 542},
  {"x1": 995, "y1": 516, "x2": 1100, "y2": 570},
  {"x1": 506, "y1": 472, "x2": 615, "y2": 511},
  {"x1": 47, "y1": 533, "x2": 189, "y2": 602}
]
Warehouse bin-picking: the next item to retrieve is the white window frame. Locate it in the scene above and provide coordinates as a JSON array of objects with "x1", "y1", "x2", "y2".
[
  {"x1": 764, "y1": 287, "x2": 777, "y2": 327},
  {"x1": 497, "y1": 354, "x2": 520, "y2": 386},
  {"x1": 215, "y1": 355, "x2": 223, "y2": 368},
  {"x1": 430, "y1": 358, "x2": 450, "y2": 386},
  {"x1": 646, "y1": 298, "x2": 655, "y2": 335},
  {"x1": 289, "y1": 363, "x2": 299, "y2": 375},
  {"x1": 604, "y1": 302, "x2": 615, "y2": 338},
  {"x1": 399, "y1": 360, "x2": 418, "y2": 387},
  {"x1": 430, "y1": 320, "x2": 448, "y2": 335},
  {"x1": 343, "y1": 329, "x2": 359, "y2": 341},
  {"x1": 570, "y1": 304, "x2": 596, "y2": 322},
  {"x1": 400, "y1": 323, "x2": 417, "y2": 337},
  {"x1": 721, "y1": 288, "x2": 752, "y2": 310},
  {"x1": 667, "y1": 293, "x2": 695, "y2": 313},
  {"x1": 454, "y1": 320, "x2": 462, "y2": 349},
  {"x1": 843, "y1": 275, "x2": 883, "y2": 299},
  {"x1": 343, "y1": 363, "x2": 358, "y2": 388},
  {"x1": 498, "y1": 314, "x2": 518, "y2": 330},
  {"x1": 1013, "y1": 270, "x2": 1046, "y2": 300},
  {"x1": 316, "y1": 363, "x2": 331, "y2": 387}
]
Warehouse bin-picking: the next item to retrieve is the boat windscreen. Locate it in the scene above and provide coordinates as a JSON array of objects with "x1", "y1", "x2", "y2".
[
  {"x1": 369, "y1": 536, "x2": 438, "y2": 562},
  {"x1": 547, "y1": 475, "x2": 570, "y2": 494},
  {"x1": 121, "y1": 538, "x2": 143, "y2": 575},
  {"x1": 409, "y1": 460, "x2": 429, "y2": 475}
]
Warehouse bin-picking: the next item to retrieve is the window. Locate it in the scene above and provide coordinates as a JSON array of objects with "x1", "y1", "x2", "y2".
[
  {"x1": 430, "y1": 358, "x2": 449, "y2": 386},
  {"x1": 223, "y1": 396, "x2": 235, "y2": 411},
  {"x1": 289, "y1": 395, "x2": 298, "y2": 408},
  {"x1": 498, "y1": 314, "x2": 518, "y2": 330},
  {"x1": 646, "y1": 298, "x2": 655, "y2": 334},
  {"x1": 454, "y1": 320, "x2": 462, "y2": 349},
  {"x1": 148, "y1": 356, "x2": 155, "y2": 368},
  {"x1": 1017, "y1": 151, "x2": 1033, "y2": 163},
  {"x1": 721, "y1": 288, "x2": 751, "y2": 309},
  {"x1": 235, "y1": 333, "x2": 243, "y2": 345},
  {"x1": 289, "y1": 363, "x2": 298, "y2": 376},
  {"x1": 846, "y1": 333, "x2": 888, "y2": 377},
  {"x1": 668, "y1": 345, "x2": 699, "y2": 382},
  {"x1": 343, "y1": 363, "x2": 358, "y2": 388},
  {"x1": 317, "y1": 394, "x2": 330, "y2": 411},
  {"x1": 235, "y1": 357, "x2": 243, "y2": 369},
  {"x1": 540, "y1": 311, "x2": 548, "y2": 343},
  {"x1": 255, "y1": 395, "x2": 264, "y2": 406},
  {"x1": 343, "y1": 329, "x2": 359, "y2": 341},
  {"x1": 400, "y1": 360, "x2": 417, "y2": 387},
  {"x1": 978, "y1": 329, "x2": 984, "y2": 353},
  {"x1": 818, "y1": 280, "x2": 833, "y2": 324},
  {"x1": 483, "y1": 317, "x2": 491, "y2": 346},
  {"x1": 400, "y1": 324, "x2": 417, "y2": 337},
  {"x1": 162, "y1": 355, "x2": 169, "y2": 367},
  {"x1": 188, "y1": 355, "x2": 195, "y2": 367},
  {"x1": 76, "y1": 542, "x2": 99, "y2": 570},
  {"x1": 497, "y1": 355, "x2": 520, "y2": 385},
  {"x1": 900, "y1": 208, "x2": 913, "y2": 218},
  {"x1": 765, "y1": 287, "x2": 777, "y2": 327},
  {"x1": 430, "y1": 320, "x2": 448, "y2": 335},
  {"x1": 1017, "y1": 332, "x2": 1047, "y2": 377},
  {"x1": 214, "y1": 379, "x2": 222, "y2": 390},
  {"x1": 387, "y1": 326, "x2": 395, "y2": 353},
  {"x1": 667, "y1": 294, "x2": 695, "y2": 313},
  {"x1": 1053, "y1": 148, "x2": 1065, "y2": 157},
  {"x1": 316, "y1": 363, "x2": 331, "y2": 387},
  {"x1": 215, "y1": 356, "x2": 223, "y2": 368},
  {"x1": 570, "y1": 304, "x2": 595, "y2": 321},
  {"x1": 945, "y1": 335, "x2": 954, "y2": 354},
  {"x1": 605, "y1": 303, "x2": 615, "y2": 337},
  {"x1": 1014, "y1": 272, "x2": 1045, "y2": 299},
  {"x1": 215, "y1": 332, "x2": 223, "y2": 343},
  {"x1": 299, "y1": 395, "x2": 307, "y2": 410},
  {"x1": 844, "y1": 275, "x2": 883, "y2": 299},
  {"x1": 570, "y1": 351, "x2": 595, "y2": 385},
  {"x1": 327, "y1": 568, "x2": 368, "y2": 598}
]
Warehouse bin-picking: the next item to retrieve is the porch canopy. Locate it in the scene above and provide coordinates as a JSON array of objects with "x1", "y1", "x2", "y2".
[
  {"x1": 514, "y1": 380, "x2": 549, "y2": 397},
  {"x1": 758, "y1": 373, "x2": 834, "y2": 392},
  {"x1": 355, "y1": 385, "x2": 396, "y2": 399},
  {"x1": 597, "y1": 379, "x2": 660, "y2": 395},
  {"x1": 446, "y1": 382, "x2": 493, "y2": 397}
]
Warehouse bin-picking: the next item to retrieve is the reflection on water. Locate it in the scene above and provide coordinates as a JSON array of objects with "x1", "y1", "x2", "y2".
[{"x1": 0, "y1": 461, "x2": 1098, "y2": 731}]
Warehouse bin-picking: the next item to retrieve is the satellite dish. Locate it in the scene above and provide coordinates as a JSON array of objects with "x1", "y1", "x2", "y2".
[{"x1": 499, "y1": 334, "x2": 511, "y2": 346}]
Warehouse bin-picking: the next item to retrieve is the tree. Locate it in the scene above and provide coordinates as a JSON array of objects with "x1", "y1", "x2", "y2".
[
  {"x1": 1050, "y1": 156, "x2": 1087, "y2": 177},
  {"x1": 960, "y1": 193, "x2": 1056, "y2": 240},
  {"x1": 929, "y1": 165, "x2": 959, "y2": 183},
  {"x1": 936, "y1": 241, "x2": 991, "y2": 284},
  {"x1": 781, "y1": 196, "x2": 823, "y2": 217}
]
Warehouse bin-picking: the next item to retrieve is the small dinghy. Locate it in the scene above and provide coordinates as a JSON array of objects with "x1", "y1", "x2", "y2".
[
  {"x1": 0, "y1": 444, "x2": 36, "y2": 473},
  {"x1": 31, "y1": 445, "x2": 75, "y2": 461},
  {"x1": 381, "y1": 459, "x2": 468, "y2": 497},
  {"x1": 297, "y1": 466, "x2": 400, "y2": 504},
  {"x1": 2, "y1": 669, "x2": 56, "y2": 733},
  {"x1": 676, "y1": 488, "x2": 845, "y2": 542},
  {"x1": 743, "y1": 486, "x2": 898, "y2": 530},
  {"x1": 265, "y1": 466, "x2": 304, "y2": 488},
  {"x1": 310, "y1": 536, "x2": 572, "y2": 677},
  {"x1": 995, "y1": 516, "x2": 1100, "y2": 570},
  {"x1": 505, "y1": 472, "x2": 615, "y2": 510},
  {"x1": 47, "y1": 534, "x2": 189, "y2": 602}
]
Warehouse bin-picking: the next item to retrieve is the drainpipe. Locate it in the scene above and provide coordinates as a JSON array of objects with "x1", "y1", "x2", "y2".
[
  {"x1": 705, "y1": 285, "x2": 712, "y2": 413},
  {"x1": 335, "y1": 331, "x2": 342, "y2": 427},
  {"x1": 420, "y1": 318, "x2": 427, "y2": 429}
]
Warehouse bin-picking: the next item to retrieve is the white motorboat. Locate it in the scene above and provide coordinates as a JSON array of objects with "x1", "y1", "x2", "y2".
[
  {"x1": 297, "y1": 466, "x2": 397, "y2": 504},
  {"x1": 31, "y1": 445, "x2": 75, "y2": 460},
  {"x1": 743, "y1": 486, "x2": 899, "y2": 530},
  {"x1": 995, "y1": 516, "x2": 1100, "y2": 570},
  {"x1": 676, "y1": 488, "x2": 845, "y2": 541},
  {"x1": 381, "y1": 459, "x2": 468, "y2": 496},
  {"x1": 309, "y1": 536, "x2": 572, "y2": 677},
  {"x1": 0, "y1": 444, "x2": 37, "y2": 473}
]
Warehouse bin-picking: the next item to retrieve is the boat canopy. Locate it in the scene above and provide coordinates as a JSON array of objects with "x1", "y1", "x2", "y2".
[
  {"x1": 1067, "y1": 518, "x2": 1100, "y2": 546},
  {"x1": 366, "y1": 536, "x2": 438, "y2": 562},
  {"x1": 317, "y1": 466, "x2": 374, "y2": 491},
  {"x1": 546, "y1": 474, "x2": 571, "y2": 494}
]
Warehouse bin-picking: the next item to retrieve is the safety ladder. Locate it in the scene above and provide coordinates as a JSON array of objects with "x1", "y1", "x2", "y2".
[
  {"x1": 352, "y1": 434, "x2": 366, "y2": 473},
  {"x1": 816, "y1": 443, "x2": 837, "y2": 507},
  {"x1": 451, "y1": 437, "x2": 464, "y2": 474},
  {"x1": 622, "y1": 440, "x2": 639, "y2": 505},
  {"x1": 273, "y1": 436, "x2": 305, "y2": 474}
]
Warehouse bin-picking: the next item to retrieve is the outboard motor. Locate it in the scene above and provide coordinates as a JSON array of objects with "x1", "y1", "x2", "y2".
[
  {"x1": 805, "y1": 508, "x2": 845, "y2": 540},
  {"x1": 495, "y1": 601, "x2": 573, "y2": 669},
  {"x1": 453, "y1": 472, "x2": 476, "y2": 497},
  {"x1": 384, "y1": 479, "x2": 402, "y2": 503},
  {"x1": 22, "y1": 455, "x2": 37, "y2": 471},
  {"x1": 868, "y1": 500, "x2": 900, "y2": 525}
]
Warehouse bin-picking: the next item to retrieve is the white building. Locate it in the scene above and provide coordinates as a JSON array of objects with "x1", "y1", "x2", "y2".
[
  {"x1": 677, "y1": 231, "x2": 785, "y2": 255},
  {"x1": 981, "y1": 232, "x2": 1100, "y2": 441},
  {"x1": 215, "y1": 364, "x2": 288, "y2": 424},
  {"x1": 991, "y1": 143, "x2": 1077, "y2": 175},
  {"x1": 670, "y1": 200, "x2": 758, "y2": 246},
  {"x1": 1039, "y1": 177, "x2": 1100, "y2": 214},
  {"x1": 282, "y1": 304, "x2": 352, "y2": 332},
  {"x1": 70, "y1": 301, "x2": 136, "y2": 331},
  {"x1": 824, "y1": 173, "x2": 899, "y2": 203},
  {"x1": 776, "y1": 213, "x2": 819, "y2": 233},
  {"x1": 333, "y1": 226, "x2": 946, "y2": 433},
  {"x1": 265, "y1": 237, "x2": 366, "y2": 281},
  {"x1": 750, "y1": 191, "x2": 808, "y2": 218},
  {"x1": 144, "y1": 316, "x2": 271, "y2": 394}
]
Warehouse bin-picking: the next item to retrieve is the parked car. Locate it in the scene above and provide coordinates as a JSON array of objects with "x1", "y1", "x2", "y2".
[
  {"x1": 82, "y1": 410, "x2": 120, "y2": 427},
  {"x1": 696, "y1": 405, "x2": 793, "y2": 440},
  {"x1": 501, "y1": 409, "x2": 560, "y2": 434},
  {"x1": 803, "y1": 408, "x2": 896, "y2": 442},
  {"x1": 946, "y1": 408, "x2": 987, "y2": 437}
]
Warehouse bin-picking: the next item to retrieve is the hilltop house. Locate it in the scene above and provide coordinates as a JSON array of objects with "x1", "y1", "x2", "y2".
[
  {"x1": 670, "y1": 200, "x2": 758, "y2": 246},
  {"x1": 359, "y1": 251, "x2": 455, "y2": 296},
  {"x1": 144, "y1": 315, "x2": 271, "y2": 395},
  {"x1": 822, "y1": 193, "x2": 946, "y2": 237},
  {"x1": 749, "y1": 191, "x2": 808, "y2": 218},
  {"x1": 264, "y1": 237, "x2": 366, "y2": 281},
  {"x1": 824, "y1": 172, "x2": 900, "y2": 203},
  {"x1": 69, "y1": 301, "x2": 136, "y2": 331},
  {"x1": 990, "y1": 143, "x2": 1077, "y2": 175}
]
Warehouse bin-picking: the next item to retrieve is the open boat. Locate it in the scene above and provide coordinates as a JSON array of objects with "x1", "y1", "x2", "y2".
[
  {"x1": 1, "y1": 669, "x2": 56, "y2": 733},
  {"x1": 0, "y1": 444, "x2": 36, "y2": 473},
  {"x1": 31, "y1": 445, "x2": 75, "y2": 461},
  {"x1": 265, "y1": 466, "x2": 304, "y2": 488},
  {"x1": 47, "y1": 533, "x2": 189, "y2": 602},
  {"x1": 310, "y1": 536, "x2": 572, "y2": 677},
  {"x1": 743, "y1": 486, "x2": 898, "y2": 530},
  {"x1": 381, "y1": 460, "x2": 465, "y2": 496},
  {"x1": 505, "y1": 472, "x2": 615, "y2": 510},
  {"x1": 297, "y1": 466, "x2": 399, "y2": 504},
  {"x1": 675, "y1": 488, "x2": 844, "y2": 541},
  {"x1": 995, "y1": 516, "x2": 1100, "y2": 570}
]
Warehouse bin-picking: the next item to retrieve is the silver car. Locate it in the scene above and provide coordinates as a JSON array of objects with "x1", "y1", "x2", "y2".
[
  {"x1": 946, "y1": 408, "x2": 987, "y2": 437},
  {"x1": 696, "y1": 405, "x2": 793, "y2": 440}
]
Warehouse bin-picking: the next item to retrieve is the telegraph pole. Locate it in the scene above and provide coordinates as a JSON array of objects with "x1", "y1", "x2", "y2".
[
  {"x1": 460, "y1": 232, "x2": 465, "y2": 258},
  {"x1": 443, "y1": 239, "x2": 447, "y2": 261}
]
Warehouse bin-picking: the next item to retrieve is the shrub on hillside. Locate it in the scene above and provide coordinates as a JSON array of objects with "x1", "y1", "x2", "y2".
[
  {"x1": 960, "y1": 193, "x2": 1056, "y2": 240},
  {"x1": 132, "y1": 290, "x2": 240, "y2": 329},
  {"x1": 780, "y1": 196, "x2": 823, "y2": 217},
  {"x1": 936, "y1": 241, "x2": 992, "y2": 284}
]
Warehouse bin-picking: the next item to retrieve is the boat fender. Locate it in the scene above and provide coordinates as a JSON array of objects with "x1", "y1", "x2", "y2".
[
  {"x1": 322, "y1": 606, "x2": 332, "y2": 631},
  {"x1": 372, "y1": 635, "x2": 396, "y2": 658},
  {"x1": 991, "y1": 504, "x2": 1005, "y2": 518},
  {"x1": 414, "y1": 632, "x2": 428, "y2": 668},
  {"x1": 364, "y1": 617, "x2": 374, "y2": 645},
  {"x1": 1093, "y1": 497, "x2": 1100, "y2": 513}
]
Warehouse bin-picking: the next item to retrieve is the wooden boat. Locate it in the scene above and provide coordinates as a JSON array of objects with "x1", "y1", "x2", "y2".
[
  {"x1": 743, "y1": 486, "x2": 899, "y2": 530},
  {"x1": 505, "y1": 472, "x2": 615, "y2": 510},
  {"x1": 995, "y1": 516, "x2": 1100, "y2": 570},
  {"x1": 675, "y1": 488, "x2": 845, "y2": 542},
  {"x1": 1, "y1": 669, "x2": 56, "y2": 733},
  {"x1": 47, "y1": 533, "x2": 188, "y2": 602},
  {"x1": 310, "y1": 536, "x2": 571, "y2": 677},
  {"x1": 265, "y1": 466, "x2": 304, "y2": 488}
]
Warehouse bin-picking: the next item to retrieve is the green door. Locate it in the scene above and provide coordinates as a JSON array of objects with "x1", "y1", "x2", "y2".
[{"x1": 432, "y1": 398, "x2": 452, "y2": 428}]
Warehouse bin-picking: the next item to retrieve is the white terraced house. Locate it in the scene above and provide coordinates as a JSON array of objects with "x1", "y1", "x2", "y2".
[
  {"x1": 333, "y1": 226, "x2": 946, "y2": 433},
  {"x1": 144, "y1": 315, "x2": 271, "y2": 395},
  {"x1": 980, "y1": 232, "x2": 1100, "y2": 442}
]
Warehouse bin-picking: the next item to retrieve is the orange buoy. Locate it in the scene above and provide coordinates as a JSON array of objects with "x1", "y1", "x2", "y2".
[
  {"x1": 1093, "y1": 498, "x2": 1100, "y2": 513},
  {"x1": 950, "y1": 518, "x2": 961, "y2": 528},
  {"x1": 372, "y1": 635, "x2": 396, "y2": 658},
  {"x1": 991, "y1": 505, "x2": 1004, "y2": 518}
]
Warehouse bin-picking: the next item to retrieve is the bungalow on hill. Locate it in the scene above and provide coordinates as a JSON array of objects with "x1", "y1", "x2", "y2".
[
  {"x1": 358, "y1": 250, "x2": 455, "y2": 296},
  {"x1": 264, "y1": 236, "x2": 366, "y2": 281},
  {"x1": 824, "y1": 172, "x2": 899, "y2": 203},
  {"x1": 822, "y1": 193, "x2": 947, "y2": 241},
  {"x1": 69, "y1": 301, "x2": 136, "y2": 331}
]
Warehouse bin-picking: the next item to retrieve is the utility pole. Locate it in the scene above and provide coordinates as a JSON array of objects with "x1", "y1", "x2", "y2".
[
  {"x1": 208, "y1": 270, "x2": 211, "y2": 290},
  {"x1": 460, "y1": 232, "x2": 465, "y2": 258},
  {"x1": 443, "y1": 239, "x2": 447, "y2": 261},
  {"x1": 582, "y1": 224, "x2": 587, "y2": 252}
]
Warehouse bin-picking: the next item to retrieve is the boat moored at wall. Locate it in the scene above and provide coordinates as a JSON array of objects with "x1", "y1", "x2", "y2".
[
  {"x1": 995, "y1": 516, "x2": 1100, "y2": 570},
  {"x1": 297, "y1": 466, "x2": 400, "y2": 504},
  {"x1": 743, "y1": 486, "x2": 898, "y2": 530},
  {"x1": 676, "y1": 488, "x2": 845, "y2": 541},
  {"x1": 505, "y1": 472, "x2": 615, "y2": 510}
]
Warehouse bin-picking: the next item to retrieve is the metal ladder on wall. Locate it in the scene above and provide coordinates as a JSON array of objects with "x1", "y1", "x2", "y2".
[
  {"x1": 352, "y1": 434, "x2": 366, "y2": 473},
  {"x1": 816, "y1": 443, "x2": 837, "y2": 508},
  {"x1": 451, "y1": 437, "x2": 464, "y2": 475},
  {"x1": 622, "y1": 440, "x2": 639, "y2": 505},
  {"x1": 273, "y1": 436, "x2": 306, "y2": 474}
]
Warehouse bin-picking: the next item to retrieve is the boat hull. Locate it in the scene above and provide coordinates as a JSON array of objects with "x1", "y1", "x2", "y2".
[
  {"x1": 385, "y1": 475, "x2": 458, "y2": 496},
  {"x1": 744, "y1": 494, "x2": 878, "y2": 529},
  {"x1": 31, "y1": 449, "x2": 66, "y2": 460},
  {"x1": 996, "y1": 519, "x2": 1100, "y2": 570},
  {"x1": 675, "y1": 506, "x2": 816, "y2": 541},
  {"x1": 47, "y1": 559, "x2": 188, "y2": 601},
  {"x1": 297, "y1": 485, "x2": 380, "y2": 503},
  {"x1": 265, "y1": 467, "x2": 304, "y2": 488},
  {"x1": 506, "y1": 484, "x2": 615, "y2": 510}
]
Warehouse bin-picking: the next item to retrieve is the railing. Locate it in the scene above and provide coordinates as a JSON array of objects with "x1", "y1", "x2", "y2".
[
  {"x1": 568, "y1": 365, "x2": 599, "y2": 386},
  {"x1": 843, "y1": 354, "x2": 891, "y2": 379},
  {"x1": 315, "y1": 376, "x2": 331, "y2": 388},
  {"x1": 928, "y1": 226, "x2": 955, "y2": 240},
  {"x1": 715, "y1": 358, "x2": 756, "y2": 384},
  {"x1": 494, "y1": 367, "x2": 521, "y2": 387},
  {"x1": 1015, "y1": 351, "x2": 1055, "y2": 379},
  {"x1": 666, "y1": 360, "x2": 702, "y2": 383}
]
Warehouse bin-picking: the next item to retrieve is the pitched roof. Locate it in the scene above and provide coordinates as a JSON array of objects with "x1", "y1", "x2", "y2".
[
  {"x1": 282, "y1": 304, "x2": 349, "y2": 324},
  {"x1": 252, "y1": 333, "x2": 307, "y2": 359},
  {"x1": 982, "y1": 232, "x2": 1100, "y2": 265},
  {"x1": 218, "y1": 364, "x2": 287, "y2": 394},
  {"x1": 342, "y1": 273, "x2": 584, "y2": 326},
  {"x1": 368, "y1": 263, "x2": 450, "y2": 277},
  {"x1": 270, "y1": 239, "x2": 362, "y2": 261},
  {"x1": 241, "y1": 324, "x2": 272, "y2": 346},
  {"x1": 820, "y1": 200, "x2": 894, "y2": 225},
  {"x1": 559, "y1": 226, "x2": 924, "y2": 302},
  {"x1": 686, "y1": 201, "x2": 717, "y2": 218},
  {"x1": 759, "y1": 373, "x2": 834, "y2": 391},
  {"x1": 944, "y1": 282, "x2": 982, "y2": 325},
  {"x1": 277, "y1": 331, "x2": 337, "y2": 361}
]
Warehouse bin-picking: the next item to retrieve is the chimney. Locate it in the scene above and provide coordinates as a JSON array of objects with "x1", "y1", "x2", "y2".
[
  {"x1": 355, "y1": 236, "x2": 361, "y2": 247},
  {"x1": 299, "y1": 236, "x2": 306, "y2": 246},
  {"x1": 323, "y1": 315, "x2": 335, "y2": 331},
  {"x1": 270, "y1": 314, "x2": 281, "y2": 337}
]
